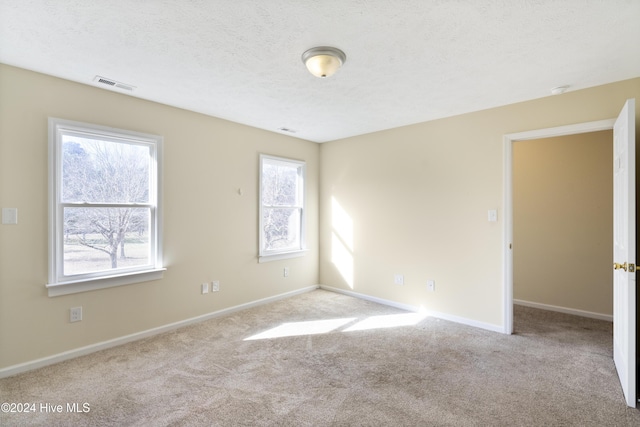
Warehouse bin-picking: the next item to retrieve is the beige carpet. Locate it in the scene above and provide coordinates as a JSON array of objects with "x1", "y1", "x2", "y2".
[{"x1": 1, "y1": 289, "x2": 639, "y2": 426}]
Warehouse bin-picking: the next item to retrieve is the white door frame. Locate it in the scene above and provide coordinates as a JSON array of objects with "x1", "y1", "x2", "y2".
[{"x1": 502, "y1": 119, "x2": 616, "y2": 334}]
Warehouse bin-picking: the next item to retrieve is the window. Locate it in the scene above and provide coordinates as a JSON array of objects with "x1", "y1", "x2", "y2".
[
  {"x1": 47, "y1": 118, "x2": 164, "y2": 296},
  {"x1": 259, "y1": 155, "x2": 306, "y2": 262}
]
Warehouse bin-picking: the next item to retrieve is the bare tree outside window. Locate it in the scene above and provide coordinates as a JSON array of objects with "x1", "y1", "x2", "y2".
[
  {"x1": 260, "y1": 156, "x2": 305, "y2": 256},
  {"x1": 62, "y1": 136, "x2": 151, "y2": 274}
]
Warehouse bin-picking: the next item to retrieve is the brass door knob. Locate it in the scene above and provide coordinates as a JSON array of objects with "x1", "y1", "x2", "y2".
[{"x1": 614, "y1": 262, "x2": 628, "y2": 271}]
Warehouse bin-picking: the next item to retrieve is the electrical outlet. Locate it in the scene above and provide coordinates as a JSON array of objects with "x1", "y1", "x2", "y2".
[
  {"x1": 211, "y1": 281, "x2": 220, "y2": 292},
  {"x1": 70, "y1": 306, "x2": 82, "y2": 322},
  {"x1": 427, "y1": 280, "x2": 435, "y2": 292},
  {"x1": 201, "y1": 282, "x2": 209, "y2": 294},
  {"x1": 284, "y1": 267, "x2": 289, "y2": 277},
  {"x1": 1, "y1": 208, "x2": 17, "y2": 224},
  {"x1": 394, "y1": 274, "x2": 404, "y2": 285}
]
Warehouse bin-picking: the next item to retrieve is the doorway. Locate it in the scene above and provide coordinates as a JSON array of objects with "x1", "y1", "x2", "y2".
[
  {"x1": 502, "y1": 119, "x2": 616, "y2": 334},
  {"x1": 504, "y1": 100, "x2": 638, "y2": 408},
  {"x1": 512, "y1": 131, "x2": 613, "y2": 322}
]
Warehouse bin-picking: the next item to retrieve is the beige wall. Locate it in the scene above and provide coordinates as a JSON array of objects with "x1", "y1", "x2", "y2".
[
  {"x1": 513, "y1": 132, "x2": 613, "y2": 315},
  {"x1": 1, "y1": 62, "x2": 639, "y2": 370},
  {"x1": 0, "y1": 64, "x2": 320, "y2": 369},
  {"x1": 320, "y1": 78, "x2": 640, "y2": 327}
]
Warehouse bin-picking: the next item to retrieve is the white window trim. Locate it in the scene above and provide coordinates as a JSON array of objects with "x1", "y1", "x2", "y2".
[
  {"x1": 47, "y1": 118, "x2": 164, "y2": 297},
  {"x1": 259, "y1": 154, "x2": 307, "y2": 263},
  {"x1": 258, "y1": 249, "x2": 309, "y2": 264}
]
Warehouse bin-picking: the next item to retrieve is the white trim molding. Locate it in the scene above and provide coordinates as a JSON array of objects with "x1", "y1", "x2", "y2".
[
  {"x1": 320, "y1": 285, "x2": 504, "y2": 333},
  {"x1": 514, "y1": 299, "x2": 613, "y2": 322},
  {"x1": 47, "y1": 117, "x2": 164, "y2": 296},
  {"x1": 258, "y1": 249, "x2": 308, "y2": 263}
]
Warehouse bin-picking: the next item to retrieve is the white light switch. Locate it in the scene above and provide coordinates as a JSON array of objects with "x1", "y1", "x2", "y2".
[
  {"x1": 488, "y1": 209, "x2": 498, "y2": 222},
  {"x1": 2, "y1": 208, "x2": 17, "y2": 224}
]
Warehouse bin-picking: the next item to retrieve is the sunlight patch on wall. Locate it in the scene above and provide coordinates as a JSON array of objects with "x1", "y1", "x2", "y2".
[
  {"x1": 332, "y1": 233, "x2": 354, "y2": 288},
  {"x1": 332, "y1": 197, "x2": 353, "y2": 249},
  {"x1": 331, "y1": 197, "x2": 354, "y2": 288}
]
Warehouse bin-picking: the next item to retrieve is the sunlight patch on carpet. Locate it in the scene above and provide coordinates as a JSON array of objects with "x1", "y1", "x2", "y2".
[
  {"x1": 244, "y1": 312, "x2": 428, "y2": 340},
  {"x1": 244, "y1": 318, "x2": 357, "y2": 340},
  {"x1": 343, "y1": 312, "x2": 427, "y2": 332}
]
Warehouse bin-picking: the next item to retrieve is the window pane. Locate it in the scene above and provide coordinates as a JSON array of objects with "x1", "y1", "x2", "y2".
[
  {"x1": 62, "y1": 136, "x2": 150, "y2": 203},
  {"x1": 63, "y1": 207, "x2": 150, "y2": 275},
  {"x1": 262, "y1": 160, "x2": 300, "y2": 206},
  {"x1": 262, "y1": 207, "x2": 301, "y2": 251}
]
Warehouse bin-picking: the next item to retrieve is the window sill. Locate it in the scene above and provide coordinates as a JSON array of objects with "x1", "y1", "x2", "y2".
[
  {"x1": 46, "y1": 268, "x2": 166, "y2": 297},
  {"x1": 258, "y1": 249, "x2": 308, "y2": 263}
]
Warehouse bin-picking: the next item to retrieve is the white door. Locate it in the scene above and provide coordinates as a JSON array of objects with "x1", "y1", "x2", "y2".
[{"x1": 613, "y1": 98, "x2": 636, "y2": 408}]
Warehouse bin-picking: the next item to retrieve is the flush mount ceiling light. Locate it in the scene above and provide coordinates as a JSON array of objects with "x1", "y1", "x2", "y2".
[{"x1": 302, "y1": 46, "x2": 346, "y2": 78}]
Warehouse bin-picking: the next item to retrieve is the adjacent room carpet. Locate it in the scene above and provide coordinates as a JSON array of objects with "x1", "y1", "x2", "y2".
[{"x1": 1, "y1": 289, "x2": 639, "y2": 426}]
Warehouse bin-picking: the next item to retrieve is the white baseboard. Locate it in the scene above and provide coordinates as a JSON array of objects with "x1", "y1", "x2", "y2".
[
  {"x1": 514, "y1": 299, "x2": 613, "y2": 322},
  {"x1": 320, "y1": 285, "x2": 504, "y2": 333},
  {"x1": 0, "y1": 285, "x2": 319, "y2": 379}
]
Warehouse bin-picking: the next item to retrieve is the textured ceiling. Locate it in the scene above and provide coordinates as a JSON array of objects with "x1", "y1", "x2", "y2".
[{"x1": 1, "y1": 1, "x2": 639, "y2": 143}]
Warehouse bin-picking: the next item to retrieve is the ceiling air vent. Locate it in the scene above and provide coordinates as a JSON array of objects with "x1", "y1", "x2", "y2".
[
  {"x1": 278, "y1": 127, "x2": 297, "y2": 134},
  {"x1": 97, "y1": 78, "x2": 115, "y2": 86},
  {"x1": 93, "y1": 76, "x2": 136, "y2": 92}
]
